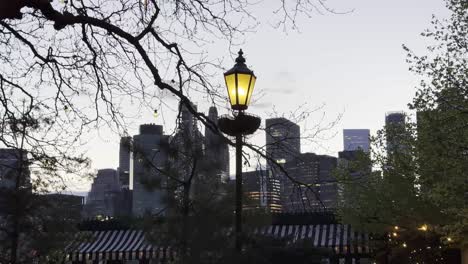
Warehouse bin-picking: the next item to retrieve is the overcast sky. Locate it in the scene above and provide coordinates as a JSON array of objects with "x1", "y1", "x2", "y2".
[{"x1": 75, "y1": 0, "x2": 448, "y2": 192}]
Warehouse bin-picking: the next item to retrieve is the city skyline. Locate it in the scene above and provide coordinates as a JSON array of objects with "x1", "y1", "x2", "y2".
[
  {"x1": 79, "y1": 112, "x2": 390, "y2": 195},
  {"x1": 80, "y1": 0, "x2": 447, "y2": 193},
  {"x1": 84, "y1": 113, "x2": 346, "y2": 215},
  {"x1": 83, "y1": 112, "x2": 369, "y2": 216},
  {"x1": 0, "y1": 0, "x2": 465, "y2": 262}
]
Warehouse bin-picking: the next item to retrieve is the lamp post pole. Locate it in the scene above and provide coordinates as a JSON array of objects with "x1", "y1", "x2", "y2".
[
  {"x1": 235, "y1": 133, "x2": 243, "y2": 251},
  {"x1": 218, "y1": 49, "x2": 261, "y2": 252}
]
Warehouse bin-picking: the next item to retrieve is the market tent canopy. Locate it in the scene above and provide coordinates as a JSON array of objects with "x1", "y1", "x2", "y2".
[
  {"x1": 65, "y1": 224, "x2": 369, "y2": 262},
  {"x1": 65, "y1": 230, "x2": 173, "y2": 262},
  {"x1": 252, "y1": 224, "x2": 371, "y2": 255}
]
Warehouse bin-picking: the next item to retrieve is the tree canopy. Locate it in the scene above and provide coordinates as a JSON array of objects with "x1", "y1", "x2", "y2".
[{"x1": 337, "y1": 0, "x2": 468, "y2": 262}]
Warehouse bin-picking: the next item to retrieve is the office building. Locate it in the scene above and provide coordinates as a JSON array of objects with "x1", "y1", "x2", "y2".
[
  {"x1": 343, "y1": 129, "x2": 370, "y2": 152},
  {"x1": 280, "y1": 153, "x2": 338, "y2": 212},
  {"x1": 132, "y1": 124, "x2": 169, "y2": 216},
  {"x1": 0, "y1": 149, "x2": 30, "y2": 190},
  {"x1": 204, "y1": 106, "x2": 230, "y2": 182},
  {"x1": 338, "y1": 150, "x2": 373, "y2": 206},
  {"x1": 118, "y1": 136, "x2": 131, "y2": 188},
  {"x1": 281, "y1": 153, "x2": 320, "y2": 212},
  {"x1": 0, "y1": 149, "x2": 31, "y2": 219},
  {"x1": 113, "y1": 188, "x2": 133, "y2": 217},
  {"x1": 84, "y1": 169, "x2": 121, "y2": 217},
  {"x1": 385, "y1": 111, "x2": 407, "y2": 154},
  {"x1": 265, "y1": 117, "x2": 300, "y2": 165},
  {"x1": 317, "y1": 155, "x2": 339, "y2": 208},
  {"x1": 242, "y1": 169, "x2": 282, "y2": 212},
  {"x1": 170, "y1": 103, "x2": 206, "y2": 200}
]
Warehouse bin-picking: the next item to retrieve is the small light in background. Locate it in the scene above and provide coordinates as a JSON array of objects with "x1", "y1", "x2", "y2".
[{"x1": 418, "y1": 224, "x2": 428, "y2": 231}]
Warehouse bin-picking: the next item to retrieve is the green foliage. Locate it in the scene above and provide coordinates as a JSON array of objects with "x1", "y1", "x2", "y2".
[{"x1": 337, "y1": 0, "x2": 468, "y2": 261}]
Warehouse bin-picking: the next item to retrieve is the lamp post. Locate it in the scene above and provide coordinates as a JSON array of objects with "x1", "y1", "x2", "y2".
[{"x1": 218, "y1": 49, "x2": 261, "y2": 252}]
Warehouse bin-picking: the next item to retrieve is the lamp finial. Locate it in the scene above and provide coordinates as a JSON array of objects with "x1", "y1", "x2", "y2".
[{"x1": 235, "y1": 49, "x2": 246, "y2": 64}]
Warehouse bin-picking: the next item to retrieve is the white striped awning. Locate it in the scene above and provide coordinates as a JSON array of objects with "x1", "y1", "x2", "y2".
[
  {"x1": 251, "y1": 224, "x2": 371, "y2": 255},
  {"x1": 66, "y1": 225, "x2": 369, "y2": 262},
  {"x1": 65, "y1": 230, "x2": 173, "y2": 262}
]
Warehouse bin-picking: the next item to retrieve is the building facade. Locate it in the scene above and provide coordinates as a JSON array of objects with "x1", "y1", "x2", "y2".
[
  {"x1": 132, "y1": 124, "x2": 169, "y2": 216},
  {"x1": 0, "y1": 149, "x2": 30, "y2": 190},
  {"x1": 317, "y1": 155, "x2": 339, "y2": 209},
  {"x1": 0, "y1": 149, "x2": 31, "y2": 222},
  {"x1": 242, "y1": 169, "x2": 282, "y2": 212},
  {"x1": 265, "y1": 118, "x2": 301, "y2": 166},
  {"x1": 343, "y1": 129, "x2": 370, "y2": 152},
  {"x1": 205, "y1": 106, "x2": 230, "y2": 183},
  {"x1": 280, "y1": 153, "x2": 338, "y2": 212},
  {"x1": 84, "y1": 168, "x2": 121, "y2": 217},
  {"x1": 281, "y1": 153, "x2": 320, "y2": 212},
  {"x1": 385, "y1": 111, "x2": 407, "y2": 155},
  {"x1": 118, "y1": 136, "x2": 132, "y2": 188},
  {"x1": 169, "y1": 103, "x2": 206, "y2": 202}
]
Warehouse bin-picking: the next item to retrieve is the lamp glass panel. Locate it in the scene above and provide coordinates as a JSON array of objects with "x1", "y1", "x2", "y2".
[
  {"x1": 246, "y1": 75, "x2": 256, "y2": 106},
  {"x1": 236, "y1": 73, "x2": 252, "y2": 106},
  {"x1": 224, "y1": 73, "x2": 237, "y2": 106}
]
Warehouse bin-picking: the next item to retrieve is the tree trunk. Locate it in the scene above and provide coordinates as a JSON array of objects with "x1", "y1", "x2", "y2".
[
  {"x1": 181, "y1": 182, "x2": 190, "y2": 261},
  {"x1": 462, "y1": 245, "x2": 468, "y2": 264}
]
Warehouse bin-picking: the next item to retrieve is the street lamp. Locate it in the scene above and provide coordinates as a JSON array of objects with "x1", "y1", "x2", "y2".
[
  {"x1": 224, "y1": 49, "x2": 257, "y2": 111},
  {"x1": 218, "y1": 49, "x2": 261, "y2": 252}
]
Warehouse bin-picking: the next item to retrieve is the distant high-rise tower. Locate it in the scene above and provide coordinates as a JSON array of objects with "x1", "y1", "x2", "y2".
[
  {"x1": 84, "y1": 169, "x2": 120, "y2": 217},
  {"x1": 169, "y1": 103, "x2": 205, "y2": 200},
  {"x1": 385, "y1": 112, "x2": 406, "y2": 154},
  {"x1": 132, "y1": 124, "x2": 169, "y2": 216},
  {"x1": 179, "y1": 102, "x2": 200, "y2": 136},
  {"x1": 0, "y1": 149, "x2": 31, "y2": 216},
  {"x1": 118, "y1": 136, "x2": 131, "y2": 188},
  {"x1": 343, "y1": 129, "x2": 370, "y2": 152},
  {"x1": 385, "y1": 112, "x2": 405, "y2": 127},
  {"x1": 265, "y1": 118, "x2": 300, "y2": 165},
  {"x1": 281, "y1": 153, "x2": 338, "y2": 212},
  {"x1": 317, "y1": 155, "x2": 339, "y2": 208},
  {"x1": 0, "y1": 149, "x2": 30, "y2": 190},
  {"x1": 242, "y1": 169, "x2": 282, "y2": 212},
  {"x1": 205, "y1": 106, "x2": 230, "y2": 181}
]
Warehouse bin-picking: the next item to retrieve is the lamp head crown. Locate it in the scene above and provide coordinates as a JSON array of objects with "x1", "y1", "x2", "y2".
[
  {"x1": 224, "y1": 49, "x2": 254, "y2": 76},
  {"x1": 235, "y1": 49, "x2": 246, "y2": 64}
]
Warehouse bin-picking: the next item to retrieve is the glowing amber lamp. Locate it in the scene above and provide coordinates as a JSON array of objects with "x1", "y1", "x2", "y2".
[
  {"x1": 418, "y1": 224, "x2": 428, "y2": 231},
  {"x1": 224, "y1": 49, "x2": 256, "y2": 111}
]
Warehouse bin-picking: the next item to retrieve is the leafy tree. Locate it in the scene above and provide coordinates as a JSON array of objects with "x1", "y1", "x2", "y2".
[{"x1": 337, "y1": 1, "x2": 468, "y2": 262}]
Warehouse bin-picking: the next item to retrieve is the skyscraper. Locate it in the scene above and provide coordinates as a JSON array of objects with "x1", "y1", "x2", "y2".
[
  {"x1": 317, "y1": 155, "x2": 339, "y2": 208},
  {"x1": 84, "y1": 168, "x2": 121, "y2": 217},
  {"x1": 385, "y1": 111, "x2": 407, "y2": 154},
  {"x1": 242, "y1": 169, "x2": 282, "y2": 212},
  {"x1": 281, "y1": 153, "x2": 338, "y2": 212},
  {"x1": 170, "y1": 103, "x2": 205, "y2": 200},
  {"x1": 265, "y1": 117, "x2": 300, "y2": 165},
  {"x1": 339, "y1": 129, "x2": 371, "y2": 201},
  {"x1": 385, "y1": 111, "x2": 405, "y2": 125},
  {"x1": 132, "y1": 124, "x2": 169, "y2": 216},
  {"x1": 338, "y1": 149, "x2": 373, "y2": 207},
  {"x1": 118, "y1": 136, "x2": 131, "y2": 188},
  {"x1": 282, "y1": 153, "x2": 320, "y2": 212},
  {"x1": 205, "y1": 106, "x2": 230, "y2": 182},
  {"x1": 0, "y1": 149, "x2": 30, "y2": 190},
  {"x1": 343, "y1": 129, "x2": 370, "y2": 152},
  {"x1": 0, "y1": 149, "x2": 31, "y2": 217}
]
